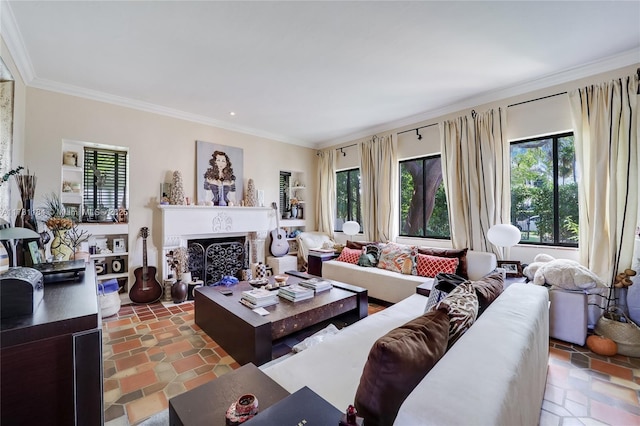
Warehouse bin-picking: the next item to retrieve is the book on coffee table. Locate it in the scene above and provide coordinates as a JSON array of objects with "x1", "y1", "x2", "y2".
[{"x1": 243, "y1": 386, "x2": 341, "y2": 425}]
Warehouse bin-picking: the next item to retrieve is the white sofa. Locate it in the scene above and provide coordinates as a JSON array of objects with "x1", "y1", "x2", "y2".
[
  {"x1": 322, "y1": 249, "x2": 497, "y2": 303},
  {"x1": 262, "y1": 282, "x2": 549, "y2": 425}
]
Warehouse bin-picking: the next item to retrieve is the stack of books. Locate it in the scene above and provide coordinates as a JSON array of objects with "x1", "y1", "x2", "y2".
[
  {"x1": 278, "y1": 284, "x2": 314, "y2": 302},
  {"x1": 240, "y1": 288, "x2": 279, "y2": 309},
  {"x1": 309, "y1": 248, "x2": 336, "y2": 255},
  {"x1": 298, "y1": 277, "x2": 333, "y2": 293}
]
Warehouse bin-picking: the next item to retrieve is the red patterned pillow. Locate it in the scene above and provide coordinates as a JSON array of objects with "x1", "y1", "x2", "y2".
[
  {"x1": 336, "y1": 247, "x2": 362, "y2": 264},
  {"x1": 416, "y1": 254, "x2": 459, "y2": 277}
]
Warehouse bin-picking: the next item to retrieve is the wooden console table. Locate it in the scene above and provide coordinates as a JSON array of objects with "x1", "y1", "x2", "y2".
[{"x1": 0, "y1": 265, "x2": 103, "y2": 425}]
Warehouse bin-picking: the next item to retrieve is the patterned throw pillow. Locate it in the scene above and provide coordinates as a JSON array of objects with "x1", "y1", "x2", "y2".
[
  {"x1": 336, "y1": 247, "x2": 362, "y2": 264},
  {"x1": 377, "y1": 243, "x2": 417, "y2": 275},
  {"x1": 357, "y1": 244, "x2": 382, "y2": 267},
  {"x1": 435, "y1": 282, "x2": 479, "y2": 348},
  {"x1": 416, "y1": 254, "x2": 459, "y2": 277},
  {"x1": 418, "y1": 247, "x2": 469, "y2": 278}
]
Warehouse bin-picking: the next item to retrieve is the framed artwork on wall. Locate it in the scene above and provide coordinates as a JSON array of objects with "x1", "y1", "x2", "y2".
[
  {"x1": 196, "y1": 141, "x2": 244, "y2": 206},
  {"x1": 497, "y1": 260, "x2": 523, "y2": 278}
]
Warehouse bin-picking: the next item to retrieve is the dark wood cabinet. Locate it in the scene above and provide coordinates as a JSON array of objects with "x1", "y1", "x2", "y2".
[
  {"x1": 307, "y1": 252, "x2": 337, "y2": 276},
  {"x1": 1, "y1": 266, "x2": 103, "y2": 425}
]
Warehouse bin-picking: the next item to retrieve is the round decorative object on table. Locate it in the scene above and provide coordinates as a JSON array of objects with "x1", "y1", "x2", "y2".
[
  {"x1": 171, "y1": 280, "x2": 188, "y2": 304},
  {"x1": 225, "y1": 394, "x2": 258, "y2": 425},
  {"x1": 248, "y1": 278, "x2": 268, "y2": 288}
]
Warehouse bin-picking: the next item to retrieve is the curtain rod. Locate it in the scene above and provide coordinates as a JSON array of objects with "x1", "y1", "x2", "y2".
[
  {"x1": 507, "y1": 91, "x2": 567, "y2": 108},
  {"x1": 397, "y1": 122, "x2": 438, "y2": 135},
  {"x1": 335, "y1": 143, "x2": 357, "y2": 152}
]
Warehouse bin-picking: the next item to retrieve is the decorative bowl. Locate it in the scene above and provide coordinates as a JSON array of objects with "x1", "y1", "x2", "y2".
[
  {"x1": 248, "y1": 278, "x2": 268, "y2": 288},
  {"x1": 274, "y1": 275, "x2": 288, "y2": 286}
]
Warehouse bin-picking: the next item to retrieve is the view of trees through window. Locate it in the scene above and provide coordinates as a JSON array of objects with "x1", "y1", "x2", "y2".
[
  {"x1": 510, "y1": 132, "x2": 579, "y2": 246},
  {"x1": 399, "y1": 155, "x2": 450, "y2": 238},
  {"x1": 335, "y1": 168, "x2": 361, "y2": 232}
]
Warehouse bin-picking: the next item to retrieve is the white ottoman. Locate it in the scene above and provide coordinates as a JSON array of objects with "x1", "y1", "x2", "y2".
[
  {"x1": 267, "y1": 255, "x2": 298, "y2": 275},
  {"x1": 549, "y1": 289, "x2": 587, "y2": 345}
]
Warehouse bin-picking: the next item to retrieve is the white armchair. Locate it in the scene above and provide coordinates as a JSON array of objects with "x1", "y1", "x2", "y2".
[{"x1": 296, "y1": 231, "x2": 333, "y2": 269}]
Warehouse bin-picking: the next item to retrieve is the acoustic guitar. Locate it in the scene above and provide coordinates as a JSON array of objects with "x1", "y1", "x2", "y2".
[
  {"x1": 270, "y1": 202, "x2": 289, "y2": 257},
  {"x1": 129, "y1": 227, "x2": 163, "y2": 304}
]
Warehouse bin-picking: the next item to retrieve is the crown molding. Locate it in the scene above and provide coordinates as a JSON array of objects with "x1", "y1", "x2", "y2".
[
  {"x1": 317, "y1": 48, "x2": 640, "y2": 149},
  {"x1": 29, "y1": 77, "x2": 314, "y2": 148},
  {"x1": 1, "y1": 1, "x2": 36, "y2": 84}
]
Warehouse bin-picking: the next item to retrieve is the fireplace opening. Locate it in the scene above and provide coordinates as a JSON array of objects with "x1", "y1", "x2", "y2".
[{"x1": 187, "y1": 236, "x2": 247, "y2": 285}]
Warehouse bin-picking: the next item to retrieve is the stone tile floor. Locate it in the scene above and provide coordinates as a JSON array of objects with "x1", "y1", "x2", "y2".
[{"x1": 103, "y1": 300, "x2": 640, "y2": 425}]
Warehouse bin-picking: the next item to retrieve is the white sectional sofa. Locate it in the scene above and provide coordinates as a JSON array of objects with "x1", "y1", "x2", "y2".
[
  {"x1": 322, "y1": 249, "x2": 497, "y2": 303},
  {"x1": 262, "y1": 282, "x2": 549, "y2": 425}
]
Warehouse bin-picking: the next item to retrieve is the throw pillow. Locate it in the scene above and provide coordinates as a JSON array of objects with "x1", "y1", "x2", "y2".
[
  {"x1": 418, "y1": 247, "x2": 469, "y2": 278},
  {"x1": 335, "y1": 247, "x2": 362, "y2": 264},
  {"x1": 377, "y1": 242, "x2": 417, "y2": 275},
  {"x1": 354, "y1": 309, "x2": 450, "y2": 426},
  {"x1": 435, "y1": 282, "x2": 479, "y2": 348},
  {"x1": 471, "y1": 272, "x2": 504, "y2": 315},
  {"x1": 416, "y1": 254, "x2": 459, "y2": 277},
  {"x1": 357, "y1": 244, "x2": 381, "y2": 267},
  {"x1": 346, "y1": 240, "x2": 379, "y2": 250}
]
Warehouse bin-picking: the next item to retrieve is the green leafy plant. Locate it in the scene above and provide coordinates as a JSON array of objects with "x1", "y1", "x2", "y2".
[{"x1": 1, "y1": 166, "x2": 24, "y2": 186}]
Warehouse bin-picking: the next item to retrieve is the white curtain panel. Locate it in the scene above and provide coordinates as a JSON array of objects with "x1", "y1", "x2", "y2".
[
  {"x1": 316, "y1": 149, "x2": 336, "y2": 237},
  {"x1": 569, "y1": 74, "x2": 639, "y2": 283},
  {"x1": 358, "y1": 133, "x2": 398, "y2": 242},
  {"x1": 440, "y1": 108, "x2": 509, "y2": 256}
]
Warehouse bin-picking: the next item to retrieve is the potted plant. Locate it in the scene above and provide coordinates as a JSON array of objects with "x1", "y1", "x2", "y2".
[{"x1": 42, "y1": 192, "x2": 75, "y2": 260}]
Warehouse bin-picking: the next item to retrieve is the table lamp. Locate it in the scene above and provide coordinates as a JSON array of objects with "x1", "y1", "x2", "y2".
[
  {"x1": 0, "y1": 226, "x2": 41, "y2": 271},
  {"x1": 487, "y1": 223, "x2": 521, "y2": 260},
  {"x1": 342, "y1": 221, "x2": 360, "y2": 242}
]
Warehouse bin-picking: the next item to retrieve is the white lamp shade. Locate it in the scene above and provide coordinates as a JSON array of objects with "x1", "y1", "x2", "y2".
[
  {"x1": 342, "y1": 221, "x2": 360, "y2": 237},
  {"x1": 487, "y1": 224, "x2": 521, "y2": 247}
]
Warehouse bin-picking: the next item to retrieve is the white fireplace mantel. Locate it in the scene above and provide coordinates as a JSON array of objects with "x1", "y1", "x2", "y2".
[{"x1": 158, "y1": 204, "x2": 274, "y2": 247}]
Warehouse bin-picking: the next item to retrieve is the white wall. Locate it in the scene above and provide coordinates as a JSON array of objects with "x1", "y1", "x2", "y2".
[
  {"x1": 20, "y1": 88, "x2": 317, "y2": 267},
  {"x1": 328, "y1": 63, "x2": 639, "y2": 264}
]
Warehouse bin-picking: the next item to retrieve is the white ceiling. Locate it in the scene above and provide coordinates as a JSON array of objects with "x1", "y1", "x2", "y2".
[{"x1": 3, "y1": 1, "x2": 639, "y2": 148}]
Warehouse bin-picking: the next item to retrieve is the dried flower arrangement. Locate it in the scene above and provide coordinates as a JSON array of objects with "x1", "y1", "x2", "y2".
[
  {"x1": 42, "y1": 192, "x2": 73, "y2": 230},
  {"x1": 167, "y1": 246, "x2": 189, "y2": 277}
]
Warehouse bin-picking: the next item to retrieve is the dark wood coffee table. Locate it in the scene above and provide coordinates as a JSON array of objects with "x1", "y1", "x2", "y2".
[
  {"x1": 168, "y1": 363, "x2": 290, "y2": 426},
  {"x1": 195, "y1": 275, "x2": 367, "y2": 366}
]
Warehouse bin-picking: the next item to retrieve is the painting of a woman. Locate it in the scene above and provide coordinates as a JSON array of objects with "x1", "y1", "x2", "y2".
[
  {"x1": 196, "y1": 141, "x2": 243, "y2": 205},
  {"x1": 204, "y1": 150, "x2": 236, "y2": 205}
]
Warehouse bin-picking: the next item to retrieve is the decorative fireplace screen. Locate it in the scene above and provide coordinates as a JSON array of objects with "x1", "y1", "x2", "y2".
[{"x1": 187, "y1": 238, "x2": 247, "y2": 285}]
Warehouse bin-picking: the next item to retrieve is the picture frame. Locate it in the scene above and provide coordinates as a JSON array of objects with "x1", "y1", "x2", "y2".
[
  {"x1": 196, "y1": 141, "x2": 244, "y2": 206},
  {"x1": 497, "y1": 260, "x2": 523, "y2": 278},
  {"x1": 28, "y1": 241, "x2": 43, "y2": 265}
]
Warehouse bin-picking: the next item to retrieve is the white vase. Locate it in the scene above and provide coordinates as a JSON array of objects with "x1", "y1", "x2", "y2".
[{"x1": 181, "y1": 272, "x2": 192, "y2": 283}]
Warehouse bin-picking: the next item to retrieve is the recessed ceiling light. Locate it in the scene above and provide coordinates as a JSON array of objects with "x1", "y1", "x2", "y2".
[{"x1": 229, "y1": 112, "x2": 236, "y2": 116}]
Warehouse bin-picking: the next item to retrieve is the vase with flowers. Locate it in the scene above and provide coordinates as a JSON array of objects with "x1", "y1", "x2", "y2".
[
  {"x1": 42, "y1": 192, "x2": 74, "y2": 261},
  {"x1": 167, "y1": 246, "x2": 189, "y2": 303}
]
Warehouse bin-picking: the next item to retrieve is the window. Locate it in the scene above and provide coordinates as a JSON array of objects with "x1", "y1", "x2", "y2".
[
  {"x1": 510, "y1": 132, "x2": 578, "y2": 246},
  {"x1": 399, "y1": 155, "x2": 450, "y2": 238},
  {"x1": 335, "y1": 168, "x2": 361, "y2": 232},
  {"x1": 83, "y1": 147, "x2": 128, "y2": 221},
  {"x1": 279, "y1": 171, "x2": 291, "y2": 213}
]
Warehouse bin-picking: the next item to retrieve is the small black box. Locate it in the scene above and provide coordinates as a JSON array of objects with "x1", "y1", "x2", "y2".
[{"x1": 0, "y1": 267, "x2": 44, "y2": 318}]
